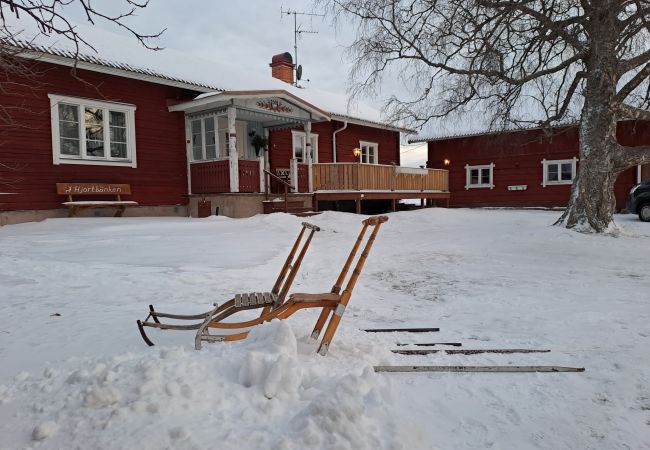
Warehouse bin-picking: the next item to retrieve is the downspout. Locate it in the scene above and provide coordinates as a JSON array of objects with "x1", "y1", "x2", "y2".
[{"x1": 332, "y1": 120, "x2": 348, "y2": 163}]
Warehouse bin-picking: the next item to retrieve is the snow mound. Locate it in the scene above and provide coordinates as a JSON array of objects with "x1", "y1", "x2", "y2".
[
  {"x1": 31, "y1": 421, "x2": 58, "y2": 441},
  {"x1": 0, "y1": 321, "x2": 402, "y2": 449}
]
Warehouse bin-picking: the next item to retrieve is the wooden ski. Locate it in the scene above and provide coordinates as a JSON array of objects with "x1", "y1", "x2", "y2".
[
  {"x1": 363, "y1": 327, "x2": 440, "y2": 333},
  {"x1": 374, "y1": 365, "x2": 585, "y2": 373},
  {"x1": 392, "y1": 348, "x2": 550, "y2": 355},
  {"x1": 395, "y1": 342, "x2": 462, "y2": 347}
]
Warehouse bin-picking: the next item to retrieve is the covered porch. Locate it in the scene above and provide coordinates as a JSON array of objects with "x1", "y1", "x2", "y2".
[{"x1": 169, "y1": 90, "x2": 329, "y2": 197}]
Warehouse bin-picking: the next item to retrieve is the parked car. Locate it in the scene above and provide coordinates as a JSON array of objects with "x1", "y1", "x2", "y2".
[{"x1": 626, "y1": 179, "x2": 650, "y2": 222}]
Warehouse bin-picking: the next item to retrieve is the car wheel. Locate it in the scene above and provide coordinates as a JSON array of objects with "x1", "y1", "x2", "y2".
[{"x1": 639, "y1": 203, "x2": 650, "y2": 222}]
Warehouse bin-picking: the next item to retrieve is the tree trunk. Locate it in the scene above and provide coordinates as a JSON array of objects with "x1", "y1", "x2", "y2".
[
  {"x1": 555, "y1": 136, "x2": 621, "y2": 233},
  {"x1": 556, "y1": 6, "x2": 621, "y2": 233}
]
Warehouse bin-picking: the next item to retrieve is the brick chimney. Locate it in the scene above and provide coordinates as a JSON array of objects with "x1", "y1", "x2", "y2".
[{"x1": 270, "y1": 52, "x2": 295, "y2": 85}]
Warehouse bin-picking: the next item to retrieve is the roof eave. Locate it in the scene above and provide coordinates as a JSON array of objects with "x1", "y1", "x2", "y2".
[
  {"x1": 169, "y1": 90, "x2": 331, "y2": 122},
  {"x1": 408, "y1": 121, "x2": 580, "y2": 143},
  {"x1": 15, "y1": 47, "x2": 218, "y2": 93},
  {"x1": 331, "y1": 114, "x2": 415, "y2": 134}
]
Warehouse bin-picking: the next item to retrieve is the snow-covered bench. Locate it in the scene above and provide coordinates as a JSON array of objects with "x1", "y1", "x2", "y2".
[{"x1": 56, "y1": 183, "x2": 138, "y2": 217}]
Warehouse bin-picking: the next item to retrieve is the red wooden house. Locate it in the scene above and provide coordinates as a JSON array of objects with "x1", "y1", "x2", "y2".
[
  {"x1": 413, "y1": 122, "x2": 650, "y2": 210},
  {"x1": 0, "y1": 32, "x2": 450, "y2": 225}
]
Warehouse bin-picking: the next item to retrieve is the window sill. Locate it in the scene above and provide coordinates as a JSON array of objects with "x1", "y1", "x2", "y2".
[
  {"x1": 543, "y1": 180, "x2": 573, "y2": 186},
  {"x1": 55, "y1": 158, "x2": 136, "y2": 168},
  {"x1": 190, "y1": 158, "x2": 230, "y2": 164},
  {"x1": 465, "y1": 184, "x2": 494, "y2": 189}
]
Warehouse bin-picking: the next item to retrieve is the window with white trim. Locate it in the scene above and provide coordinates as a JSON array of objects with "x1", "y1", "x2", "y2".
[
  {"x1": 292, "y1": 130, "x2": 319, "y2": 163},
  {"x1": 541, "y1": 158, "x2": 577, "y2": 187},
  {"x1": 190, "y1": 116, "x2": 222, "y2": 161},
  {"x1": 465, "y1": 163, "x2": 495, "y2": 189},
  {"x1": 359, "y1": 141, "x2": 378, "y2": 164},
  {"x1": 49, "y1": 94, "x2": 136, "y2": 167}
]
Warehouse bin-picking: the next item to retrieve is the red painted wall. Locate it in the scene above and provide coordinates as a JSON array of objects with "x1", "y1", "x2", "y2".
[
  {"x1": 0, "y1": 60, "x2": 197, "y2": 212},
  {"x1": 427, "y1": 122, "x2": 649, "y2": 209},
  {"x1": 268, "y1": 120, "x2": 401, "y2": 173}
]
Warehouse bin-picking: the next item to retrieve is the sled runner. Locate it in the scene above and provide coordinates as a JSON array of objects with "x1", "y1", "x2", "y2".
[
  {"x1": 193, "y1": 215, "x2": 388, "y2": 355},
  {"x1": 137, "y1": 221, "x2": 321, "y2": 346}
]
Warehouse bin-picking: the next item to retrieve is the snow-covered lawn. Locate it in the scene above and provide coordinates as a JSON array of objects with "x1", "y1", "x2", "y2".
[{"x1": 0, "y1": 209, "x2": 649, "y2": 449}]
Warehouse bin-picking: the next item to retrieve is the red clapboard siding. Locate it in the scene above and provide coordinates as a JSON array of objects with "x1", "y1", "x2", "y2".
[
  {"x1": 268, "y1": 120, "x2": 401, "y2": 174},
  {"x1": 0, "y1": 60, "x2": 198, "y2": 211},
  {"x1": 427, "y1": 122, "x2": 650, "y2": 209}
]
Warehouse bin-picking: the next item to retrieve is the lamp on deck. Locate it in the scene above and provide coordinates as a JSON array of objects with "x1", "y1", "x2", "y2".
[{"x1": 353, "y1": 147, "x2": 361, "y2": 161}]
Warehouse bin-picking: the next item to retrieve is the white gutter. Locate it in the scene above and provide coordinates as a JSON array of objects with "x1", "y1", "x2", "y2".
[{"x1": 332, "y1": 121, "x2": 348, "y2": 163}]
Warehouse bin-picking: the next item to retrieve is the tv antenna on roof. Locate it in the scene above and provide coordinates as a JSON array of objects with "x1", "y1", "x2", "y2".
[{"x1": 281, "y1": 7, "x2": 324, "y2": 87}]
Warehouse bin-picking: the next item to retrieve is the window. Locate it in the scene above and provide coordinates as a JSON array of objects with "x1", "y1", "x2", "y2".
[
  {"x1": 359, "y1": 141, "x2": 378, "y2": 164},
  {"x1": 291, "y1": 130, "x2": 319, "y2": 163},
  {"x1": 49, "y1": 94, "x2": 136, "y2": 167},
  {"x1": 541, "y1": 158, "x2": 577, "y2": 187},
  {"x1": 190, "y1": 116, "x2": 224, "y2": 161},
  {"x1": 465, "y1": 163, "x2": 495, "y2": 189}
]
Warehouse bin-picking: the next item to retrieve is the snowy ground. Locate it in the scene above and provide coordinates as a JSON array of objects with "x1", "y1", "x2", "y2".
[{"x1": 0, "y1": 209, "x2": 649, "y2": 449}]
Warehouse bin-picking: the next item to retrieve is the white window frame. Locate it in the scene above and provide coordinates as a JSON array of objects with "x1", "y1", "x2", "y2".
[
  {"x1": 465, "y1": 163, "x2": 495, "y2": 189},
  {"x1": 541, "y1": 158, "x2": 578, "y2": 187},
  {"x1": 359, "y1": 140, "x2": 378, "y2": 164},
  {"x1": 189, "y1": 115, "x2": 225, "y2": 162},
  {"x1": 292, "y1": 130, "x2": 319, "y2": 163},
  {"x1": 49, "y1": 94, "x2": 137, "y2": 168}
]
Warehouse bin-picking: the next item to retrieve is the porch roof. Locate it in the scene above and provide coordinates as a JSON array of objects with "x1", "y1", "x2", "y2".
[{"x1": 168, "y1": 90, "x2": 331, "y2": 123}]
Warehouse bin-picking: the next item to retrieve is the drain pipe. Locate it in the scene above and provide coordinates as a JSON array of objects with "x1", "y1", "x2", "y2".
[{"x1": 332, "y1": 120, "x2": 348, "y2": 163}]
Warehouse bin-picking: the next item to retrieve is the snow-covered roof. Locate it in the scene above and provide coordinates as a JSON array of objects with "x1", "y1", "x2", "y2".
[
  {"x1": 5, "y1": 21, "x2": 411, "y2": 132},
  {"x1": 409, "y1": 120, "x2": 579, "y2": 143}
]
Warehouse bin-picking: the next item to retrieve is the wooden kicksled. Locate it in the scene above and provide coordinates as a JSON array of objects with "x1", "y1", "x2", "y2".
[{"x1": 137, "y1": 216, "x2": 388, "y2": 356}]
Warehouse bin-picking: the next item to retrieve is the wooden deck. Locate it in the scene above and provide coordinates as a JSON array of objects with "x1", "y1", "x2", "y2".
[{"x1": 312, "y1": 163, "x2": 450, "y2": 212}]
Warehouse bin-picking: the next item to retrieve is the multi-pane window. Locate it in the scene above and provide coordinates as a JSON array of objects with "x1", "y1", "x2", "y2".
[
  {"x1": 465, "y1": 163, "x2": 495, "y2": 189},
  {"x1": 49, "y1": 94, "x2": 136, "y2": 167},
  {"x1": 542, "y1": 158, "x2": 577, "y2": 187},
  {"x1": 359, "y1": 141, "x2": 378, "y2": 164},
  {"x1": 191, "y1": 117, "x2": 252, "y2": 161},
  {"x1": 191, "y1": 117, "x2": 221, "y2": 161}
]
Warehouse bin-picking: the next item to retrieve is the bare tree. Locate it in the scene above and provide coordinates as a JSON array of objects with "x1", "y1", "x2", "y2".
[
  {"x1": 0, "y1": 0, "x2": 163, "y2": 190},
  {"x1": 320, "y1": 0, "x2": 650, "y2": 232}
]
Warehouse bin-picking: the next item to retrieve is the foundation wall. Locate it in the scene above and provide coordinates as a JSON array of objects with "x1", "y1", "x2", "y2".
[
  {"x1": 188, "y1": 194, "x2": 313, "y2": 218},
  {"x1": 0, "y1": 205, "x2": 188, "y2": 226}
]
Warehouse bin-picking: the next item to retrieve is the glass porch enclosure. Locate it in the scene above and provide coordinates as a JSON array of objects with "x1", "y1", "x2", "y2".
[{"x1": 189, "y1": 115, "x2": 265, "y2": 194}]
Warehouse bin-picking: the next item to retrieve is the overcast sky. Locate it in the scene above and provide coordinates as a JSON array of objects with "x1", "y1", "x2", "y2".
[{"x1": 60, "y1": 0, "x2": 428, "y2": 166}]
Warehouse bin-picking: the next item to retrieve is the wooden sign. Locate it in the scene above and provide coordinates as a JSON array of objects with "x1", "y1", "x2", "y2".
[
  {"x1": 56, "y1": 183, "x2": 131, "y2": 195},
  {"x1": 257, "y1": 99, "x2": 293, "y2": 114},
  {"x1": 507, "y1": 185, "x2": 528, "y2": 191}
]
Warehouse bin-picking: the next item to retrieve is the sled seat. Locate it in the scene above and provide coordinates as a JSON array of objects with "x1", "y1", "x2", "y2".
[{"x1": 234, "y1": 292, "x2": 278, "y2": 307}]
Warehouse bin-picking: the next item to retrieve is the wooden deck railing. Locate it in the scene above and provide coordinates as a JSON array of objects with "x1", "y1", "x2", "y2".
[
  {"x1": 191, "y1": 160, "x2": 230, "y2": 194},
  {"x1": 191, "y1": 159, "x2": 261, "y2": 194},
  {"x1": 312, "y1": 163, "x2": 449, "y2": 192}
]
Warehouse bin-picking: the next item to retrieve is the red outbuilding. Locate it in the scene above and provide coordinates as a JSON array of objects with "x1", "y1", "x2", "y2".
[{"x1": 413, "y1": 123, "x2": 650, "y2": 210}]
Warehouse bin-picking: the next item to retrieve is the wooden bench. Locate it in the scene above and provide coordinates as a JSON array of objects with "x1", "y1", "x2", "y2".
[{"x1": 56, "y1": 183, "x2": 139, "y2": 217}]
